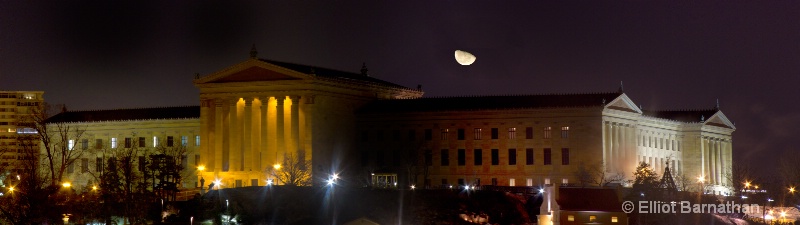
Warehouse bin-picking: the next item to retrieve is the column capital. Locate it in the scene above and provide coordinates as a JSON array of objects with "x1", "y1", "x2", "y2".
[
  {"x1": 289, "y1": 95, "x2": 301, "y2": 104},
  {"x1": 244, "y1": 99, "x2": 253, "y2": 107}
]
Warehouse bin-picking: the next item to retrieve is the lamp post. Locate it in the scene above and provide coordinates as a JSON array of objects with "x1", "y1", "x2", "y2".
[
  {"x1": 697, "y1": 176, "x2": 705, "y2": 196},
  {"x1": 197, "y1": 165, "x2": 205, "y2": 194}
]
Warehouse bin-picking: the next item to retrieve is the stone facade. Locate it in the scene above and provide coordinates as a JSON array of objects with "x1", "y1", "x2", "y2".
[{"x1": 0, "y1": 91, "x2": 44, "y2": 173}]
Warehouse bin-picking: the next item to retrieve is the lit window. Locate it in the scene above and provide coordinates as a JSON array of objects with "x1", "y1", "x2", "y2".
[
  {"x1": 568, "y1": 215, "x2": 575, "y2": 221},
  {"x1": 544, "y1": 178, "x2": 551, "y2": 185},
  {"x1": 68, "y1": 140, "x2": 75, "y2": 150},
  {"x1": 474, "y1": 128, "x2": 482, "y2": 140},
  {"x1": 440, "y1": 129, "x2": 448, "y2": 140},
  {"x1": 110, "y1": 138, "x2": 117, "y2": 149},
  {"x1": 562, "y1": 178, "x2": 569, "y2": 184},
  {"x1": 195, "y1": 135, "x2": 200, "y2": 146},
  {"x1": 589, "y1": 215, "x2": 597, "y2": 222},
  {"x1": 153, "y1": 136, "x2": 158, "y2": 147},
  {"x1": 561, "y1": 126, "x2": 569, "y2": 138},
  {"x1": 181, "y1": 136, "x2": 188, "y2": 146},
  {"x1": 509, "y1": 178, "x2": 516, "y2": 186},
  {"x1": 508, "y1": 128, "x2": 516, "y2": 139},
  {"x1": 526, "y1": 178, "x2": 533, "y2": 186},
  {"x1": 612, "y1": 216, "x2": 618, "y2": 223},
  {"x1": 544, "y1": 127, "x2": 552, "y2": 139}
]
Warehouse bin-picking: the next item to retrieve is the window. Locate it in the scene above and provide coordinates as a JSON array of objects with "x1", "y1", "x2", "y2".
[
  {"x1": 96, "y1": 157, "x2": 103, "y2": 172},
  {"x1": 68, "y1": 163, "x2": 74, "y2": 173},
  {"x1": 509, "y1": 178, "x2": 516, "y2": 186},
  {"x1": 392, "y1": 130, "x2": 400, "y2": 141},
  {"x1": 81, "y1": 158, "x2": 89, "y2": 173},
  {"x1": 235, "y1": 180, "x2": 242, "y2": 188},
  {"x1": 81, "y1": 139, "x2": 88, "y2": 150},
  {"x1": 181, "y1": 136, "x2": 188, "y2": 146},
  {"x1": 589, "y1": 215, "x2": 597, "y2": 222},
  {"x1": 167, "y1": 136, "x2": 174, "y2": 147},
  {"x1": 491, "y1": 149, "x2": 499, "y2": 165},
  {"x1": 153, "y1": 136, "x2": 159, "y2": 147},
  {"x1": 491, "y1": 128, "x2": 498, "y2": 139},
  {"x1": 424, "y1": 129, "x2": 432, "y2": 140},
  {"x1": 562, "y1": 178, "x2": 569, "y2": 184},
  {"x1": 561, "y1": 148, "x2": 570, "y2": 165},
  {"x1": 544, "y1": 127, "x2": 552, "y2": 139},
  {"x1": 457, "y1": 129, "x2": 465, "y2": 140},
  {"x1": 95, "y1": 139, "x2": 103, "y2": 149},
  {"x1": 441, "y1": 149, "x2": 449, "y2": 166},
  {"x1": 473, "y1": 128, "x2": 482, "y2": 140},
  {"x1": 424, "y1": 150, "x2": 432, "y2": 166},
  {"x1": 458, "y1": 178, "x2": 465, "y2": 186},
  {"x1": 508, "y1": 149, "x2": 517, "y2": 165},
  {"x1": 612, "y1": 216, "x2": 619, "y2": 223},
  {"x1": 491, "y1": 178, "x2": 497, "y2": 186},
  {"x1": 508, "y1": 128, "x2": 516, "y2": 139},
  {"x1": 68, "y1": 140, "x2": 75, "y2": 150},
  {"x1": 125, "y1": 138, "x2": 132, "y2": 148},
  {"x1": 408, "y1": 130, "x2": 415, "y2": 141},
  {"x1": 526, "y1": 127, "x2": 533, "y2": 139},
  {"x1": 111, "y1": 138, "x2": 117, "y2": 149},
  {"x1": 195, "y1": 154, "x2": 200, "y2": 166},
  {"x1": 195, "y1": 135, "x2": 201, "y2": 146},
  {"x1": 544, "y1": 148, "x2": 552, "y2": 165},
  {"x1": 474, "y1": 149, "x2": 482, "y2": 165},
  {"x1": 457, "y1": 149, "x2": 465, "y2": 166},
  {"x1": 526, "y1": 148, "x2": 534, "y2": 165},
  {"x1": 545, "y1": 178, "x2": 551, "y2": 184},
  {"x1": 526, "y1": 178, "x2": 533, "y2": 186},
  {"x1": 138, "y1": 137, "x2": 145, "y2": 147},
  {"x1": 568, "y1": 215, "x2": 575, "y2": 222},
  {"x1": 440, "y1": 129, "x2": 448, "y2": 140},
  {"x1": 561, "y1": 126, "x2": 569, "y2": 138}
]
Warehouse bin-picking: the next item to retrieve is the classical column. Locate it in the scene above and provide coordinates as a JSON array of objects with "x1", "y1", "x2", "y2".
[
  {"x1": 602, "y1": 121, "x2": 608, "y2": 172},
  {"x1": 290, "y1": 96, "x2": 301, "y2": 154},
  {"x1": 700, "y1": 137, "x2": 705, "y2": 179},
  {"x1": 716, "y1": 140, "x2": 723, "y2": 185},
  {"x1": 243, "y1": 99, "x2": 253, "y2": 171},
  {"x1": 709, "y1": 139, "x2": 716, "y2": 184},
  {"x1": 615, "y1": 123, "x2": 622, "y2": 172},
  {"x1": 200, "y1": 99, "x2": 211, "y2": 170},
  {"x1": 276, "y1": 96, "x2": 286, "y2": 161},
  {"x1": 229, "y1": 99, "x2": 241, "y2": 172},
  {"x1": 218, "y1": 99, "x2": 229, "y2": 172},
  {"x1": 258, "y1": 97, "x2": 269, "y2": 171}
]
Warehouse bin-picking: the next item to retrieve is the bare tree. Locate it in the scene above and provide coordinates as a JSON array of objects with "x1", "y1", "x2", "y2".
[
  {"x1": 266, "y1": 150, "x2": 312, "y2": 186},
  {"x1": 573, "y1": 160, "x2": 626, "y2": 187},
  {"x1": 673, "y1": 172, "x2": 694, "y2": 192},
  {"x1": 21, "y1": 103, "x2": 87, "y2": 187},
  {"x1": 724, "y1": 158, "x2": 754, "y2": 197}
]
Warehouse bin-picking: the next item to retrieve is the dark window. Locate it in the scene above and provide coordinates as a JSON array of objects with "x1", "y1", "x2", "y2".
[
  {"x1": 361, "y1": 131, "x2": 368, "y2": 142},
  {"x1": 474, "y1": 178, "x2": 481, "y2": 186},
  {"x1": 474, "y1": 149, "x2": 482, "y2": 165},
  {"x1": 408, "y1": 130, "x2": 416, "y2": 141},
  {"x1": 508, "y1": 149, "x2": 517, "y2": 165},
  {"x1": 392, "y1": 130, "x2": 400, "y2": 141},
  {"x1": 424, "y1": 129, "x2": 432, "y2": 140},
  {"x1": 424, "y1": 149, "x2": 432, "y2": 166},
  {"x1": 526, "y1": 148, "x2": 534, "y2": 165},
  {"x1": 81, "y1": 158, "x2": 89, "y2": 173},
  {"x1": 95, "y1": 139, "x2": 103, "y2": 149},
  {"x1": 376, "y1": 130, "x2": 384, "y2": 141},
  {"x1": 167, "y1": 136, "x2": 174, "y2": 147},
  {"x1": 457, "y1": 129, "x2": 465, "y2": 140},
  {"x1": 544, "y1": 148, "x2": 552, "y2": 165},
  {"x1": 561, "y1": 148, "x2": 570, "y2": 165},
  {"x1": 252, "y1": 179, "x2": 258, "y2": 186},
  {"x1": 195, "y1": 154, "x2": 200, "y2": 166},
  {"x1": 491, "y1": 149, "x2": 499, "y2": 165},
  {"x1": 181, "y1": 154, "x2": 188, "y2": 169},
  {"x1": 441, "y1": 149, "x2": 449, "y2": 166},
  {"x1": 138, "y1": 156, "x2": 146, "y2": 171},
  {"x1": 125, "y1": 138, "x2": 132, "y2": 148},
  {"x1": 526, "y1": 127, "x2": 533, "y2": 139},
  {"x1": 458, "y1": 149, "x2": 465, "y2": 166},
  {"x1": 235, "y1": 180, "x2": 242, "y2": 188},
  {"x1": 544, "y1": 127, "x2": 552, "y2": 139},
  {"x1": 81, "y1": 139, "x2": 88, "y2": 150},
  {"x1": 377, "y1": 151, "x2": 385, "y2": 166},
  {"x1": 491, "y1": 178, "x2": 498, "y2": 186},
  {"x1": 96, "y1": 157, "x2": 103, "y2": 173},
  {"x1": 138, "y1": 137, "x2": 145, "y2": 147},
  {"x1": 441, "y1": 129, "x2": 449, "y2": 140},
  {"x1": 491, "y1": 128, "x2": 499, "y2": 139},
  {"x1": 458, "y1": 178, "x2": 465, "y2": 186}
]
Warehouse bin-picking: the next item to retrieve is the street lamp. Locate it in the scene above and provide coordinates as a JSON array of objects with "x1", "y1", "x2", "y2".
[
  {"x1": 697, "y1": 176, "x2": 706, "y2": 195},
  {"x1": 789, "y1": 187, "x2": 795, "y2": 194},
  {"x1": 62, "y1": 182, "x2": 71, "y2": 188}
]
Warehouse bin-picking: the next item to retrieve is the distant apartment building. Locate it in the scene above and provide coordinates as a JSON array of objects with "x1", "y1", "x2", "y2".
[{"x1": 0, "y1": 91, "x2": 44, "y2": 173}]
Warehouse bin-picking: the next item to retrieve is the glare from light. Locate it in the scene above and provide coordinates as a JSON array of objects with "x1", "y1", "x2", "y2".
[
  {"x1": 697, "y1": 176, "x2": 705, "y2": 183},
  {"x1": 267, "y1": 179, "x2": 273, "y2": 185},
  {"x1": 790, "y1": 187, "x2": 796, "y2": 193},
  {"x1": 410, "y1": 185, "x2": 416, "y2": 190},
  {"x1": 327, "y1": 179, "x2": 335, "y2": 186},
  {"x1": 449, "y1": 185, "x2": 453, "y2": 189},
  {"x1": 755, "y1": 185, "x2": 759, "y2": 189},
  {"x1": 745, "y1": 182, "x2": 751, "y2": 188},
  {"x1": 273, "y1": 164, "x2": 281, "y2": 170},
  {"x1": 741, "y1": 195, "x2": 748, "y2": 199},
  {"x1": 8, "y1": 187, "x2": 14, "y2": 192},
  {"x1": 781, "y1": 211, "x2": 787, "y2": 217},
  {"x1": 62, "y1": 182, "x2": 71, "y2": 188},
  {"x1": 394, "y1": 182, "x2": 397, "y2": 186},
  {"x1": 16, "y1": 175, "x2": 20, "y2": 180},
  {"x1": 768, "y1": 198, "x2": 774, "y2": 202},
  {"x1": 539, "y1": 189, "x2": 545, "y2": 194},
  {"x1": 332, "y1": 173, "x2": 339, "y2": 180},
  {"x1": 197, "y1": 165, "x2": 205, "y2": 171},
  {"x1": 92, "y1": 186, "x2": 98, "y2": 191}
]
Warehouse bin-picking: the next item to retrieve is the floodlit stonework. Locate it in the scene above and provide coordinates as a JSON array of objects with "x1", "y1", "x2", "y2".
[{"x1": 0, "y1": 91, "x2": 44, "y2": 173}]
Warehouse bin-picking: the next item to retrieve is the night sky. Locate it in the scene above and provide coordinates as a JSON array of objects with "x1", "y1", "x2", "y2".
[{"x1": 2, "y1": 1, "x2": 798, "y2": 176}]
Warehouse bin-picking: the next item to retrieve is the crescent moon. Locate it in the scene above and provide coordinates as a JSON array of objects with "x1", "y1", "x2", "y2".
[{"x1": 454, "y1": 50, "x2": 476, "y2": 65}]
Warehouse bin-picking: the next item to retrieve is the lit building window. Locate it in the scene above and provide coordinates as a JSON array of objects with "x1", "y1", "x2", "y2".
[
  {"x1": 509, "y1": 178, "x2": 516, "y2": 186},
  {"x1": 568, "y1": 215, "x2": 575, "y2": 221},
  {"x1": 544, "y1": 178, "x2": 551, "y2": 185},
  {"x1": 612, "y1": 216, "x2": 618, "y2": 223},
  {"x1": 195, "y1": 135, "x2": 200, "y2": 146},
  {"x1": 544, "y1": 127, "x2": 552, "y2": 139},
  {"x1": 561, "y1": 126, "x2": 569, "y2": 138},
  {"x1": 474, "y1": 128, "x2": 482, "y2": 140},
  {"x1": 441, "y1": 129, "x2": 448, "y2": 140},
  {"x1": 181, "y1": 136, "x2": 188, "y2": 146},
  {"x1": 526, "y1": 178, "x2": 533, "y2": 186},
  {"x1": 153, "y1": 136, "x2": 159, "y2": 147},
  {"x1": 589, "y1": 215, "x2": 597, "y2": 222},
  {"x1": 508, "y1": 128, "x2": 516, "y2": 139},
  {"x1": 68, "y1": 140, "x2": 75, "y2": 150},
  {"x1": 111, "y1": 138, "x2": 117, "y2": 149},
  {"x1": 562, "y1": 178, "x2": 569, "y2": 184}
]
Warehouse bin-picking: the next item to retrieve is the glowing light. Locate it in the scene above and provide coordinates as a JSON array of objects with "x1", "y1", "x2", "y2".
[
  {"x1": 394, "y1": 182, "x2": 397, "y2": 186},
  {"x1": 197, "y1": 165, "x2": 205, "y2": 171},
  {"x1": 697, "y1": 176, "x2": 705, "y2": 183},
  {"x1": 92, "y1": 186, "x2": 98, "y2": 191},
  {"x1": 327, "y1": 179, "x2": 335, "y2": 186},
  {"x1": 267, "y1": 179, "x2": 273, "y2": 185},
  {"x1": 8, "y1": 187, "x2": 14, "y2": 192},
  {"x1": 212, "y1": 179, "x2": 222, "y2": 189},
  {"x1": 755, "y1": 185, "x2": 759, "y2": 189},
  {"x1": 16, "y1": 175, "x2": 20, "y2": 180},
  {"x1": 745, "y1": 182, "x2": 751, "y2": 188},
  {"x1": 539, "y1": 189, "x2": 545, "y2": 194},
  {"x1": 273, "y1": 164, "x2": 281, "y2": 170},
  {"x1": 781, "y1": 211, "x2": 787, "y2": 217},
  {"x1": 62, "y1": 182, "x2": 71, "y2": 188},
  {"x1": 741, "y1": 195, "x2": 748, "y2": 199},
  {"x1": 449, "y1": 185, "x2": 453, "y2": 189},
  {"x1": 410, "y1": 185, "x2": 416, "y2": 190},
  {"x1": 790, "y1": 187, "x2": 796, "y2": 193},
  {"x1": 454, "y1": 50, "x2": 477, "y2": 65},
  {"x1": 332, "y1": 173, "x2": 339, "y2": 180}
]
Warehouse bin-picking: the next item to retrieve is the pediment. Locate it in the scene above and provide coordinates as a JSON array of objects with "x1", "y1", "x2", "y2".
[
  {"x1": 213, "y1": 67, "x2": 301, "y2": 83},
  {"x1": 705, "y1": 111, "x2": 736, "y2": 129},
  {"x1": 194, "y1": 59, "x2": 311, "y2": 85},
  {"x1": 605, "y1": 93, "x2": 642, "y2": 114}
]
